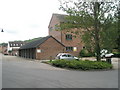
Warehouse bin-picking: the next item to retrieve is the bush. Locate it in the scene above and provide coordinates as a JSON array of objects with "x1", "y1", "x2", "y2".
[
  {"x1": 79, "y1": 49, "x2": 94, "y2": 57},
  {"x1": 112, "y1": 52, "x2": 120, "y2": 57},
  {"x1": 51, "y1": 60, "x2": 112, "y2": 71}
]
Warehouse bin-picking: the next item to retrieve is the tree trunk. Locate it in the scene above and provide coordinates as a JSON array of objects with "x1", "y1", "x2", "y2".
[{"x1": 94, "y1": 2, "x2": 101, "y2": 61}]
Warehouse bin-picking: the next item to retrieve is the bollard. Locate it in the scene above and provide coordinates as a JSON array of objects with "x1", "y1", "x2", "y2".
[
  {"x1": 106, "y1": 57, "x2": 112, "y2": 64},
  {"x1": 105, "y1": 53, "x2": 113, "y2": 64}
]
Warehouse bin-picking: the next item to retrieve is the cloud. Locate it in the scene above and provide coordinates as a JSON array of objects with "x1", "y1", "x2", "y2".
[{"x1": 0, "y1": 0, "x2": 65, "y2": 43}]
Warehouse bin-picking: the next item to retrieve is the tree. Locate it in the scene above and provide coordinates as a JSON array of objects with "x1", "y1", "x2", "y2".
[
  {"x1": 116, "y1": 1, "x2": 120, "y2": 52},
  {"x1": 59, "y1": 0, "x2": 118, "y2": 61}
]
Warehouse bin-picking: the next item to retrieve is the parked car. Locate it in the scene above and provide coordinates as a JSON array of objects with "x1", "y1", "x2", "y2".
[
  {"x1": 4, "y1": 53, "x2": 8, "y2": 55},
  {"x1": 56, "y1": 53, "x2": 79, "y2": 60},
  {"x1": 105, "y1": 53, "x2": 114, "y2": 58},
  {"x1": 100, "y1": 49, "x2": 114, "y2": 58}
]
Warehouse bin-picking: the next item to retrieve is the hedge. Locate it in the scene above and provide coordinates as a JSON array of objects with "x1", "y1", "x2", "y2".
[
  {"x1": 113, "y1": 52, "x2": 120, "y2": 57},
  {"x1": 50, "y1": 60, "x2": 112, "y2": 70},
  {"x1": 79, "y1": 49, "x2": 94, "y2": 57}
]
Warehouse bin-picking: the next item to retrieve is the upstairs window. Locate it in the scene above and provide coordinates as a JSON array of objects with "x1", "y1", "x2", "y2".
[
  {"x1": 66, "y1": 47, "x2": 73, "y2": 52},
  {"x1": 66, "y1": 34, "x2": 72, "y2": 40}
]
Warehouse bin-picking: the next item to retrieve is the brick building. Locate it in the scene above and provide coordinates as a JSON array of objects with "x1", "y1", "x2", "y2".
[
  {"x1": 48, "y1": 13, "x2": 84, "y2": 56},
  {"x1": 19, "y1": 36, "x2": 65, "y2": 60}
]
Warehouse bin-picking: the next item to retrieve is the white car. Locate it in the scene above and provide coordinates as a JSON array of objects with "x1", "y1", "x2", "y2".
[
  {"x1": 105, "y1": 53, "x2": 114, "y2": 58},
  {"x1": 100, "y1": 49, "x2": 114, "y2": 58},
  {"x1": 56, "y1": 53, "x2": 79, "y2": 60}
]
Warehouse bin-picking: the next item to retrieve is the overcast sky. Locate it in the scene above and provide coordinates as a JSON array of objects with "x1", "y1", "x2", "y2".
[{"x1": 0, "y1": 0, "x2": 65, "y2": 43}]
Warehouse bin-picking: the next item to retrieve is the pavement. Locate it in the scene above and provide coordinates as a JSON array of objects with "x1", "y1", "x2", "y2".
[{"x1": 1, "y1": 54, "x2": 119, "y2": 88}]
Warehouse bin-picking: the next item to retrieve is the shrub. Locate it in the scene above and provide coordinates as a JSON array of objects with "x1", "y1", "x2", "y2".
[
  {"x1": 79, "y1": 49, "x2": 94, "y2": 57},
  {"x1": 51, "y1": 60, "x2": 112, "y2": 71},
  {"x1": 112, "y1": 52, "x2": 120, "y2": 57}
]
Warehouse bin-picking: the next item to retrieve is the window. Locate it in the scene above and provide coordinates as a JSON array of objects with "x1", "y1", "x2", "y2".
[
  {"x1": 66, "y1": 34, "x2": 72, "y2": 40},
  {"x1": 66, "y1": 47, "x2": 73, "y2": 51},
  {"x1": 67, "y1": 54, "x2": 72, "y2": 57},
  {"x1": 62, "y1": 54, "x2": 67, "y2": 57}
]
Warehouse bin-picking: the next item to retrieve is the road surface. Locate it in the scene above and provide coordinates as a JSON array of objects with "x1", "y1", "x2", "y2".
[{"x1": 1, "y1": 53, "x2": 118, "y2": 88}]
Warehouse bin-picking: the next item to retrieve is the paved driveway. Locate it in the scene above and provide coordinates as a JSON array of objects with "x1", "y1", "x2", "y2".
[{"x1": 1, "y1": 54, "x2": 118, "y2": 88}]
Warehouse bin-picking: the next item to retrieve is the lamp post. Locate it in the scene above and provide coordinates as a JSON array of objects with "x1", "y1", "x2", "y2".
[{"x1": 1, "y1": 29, "x2": 4, "y2": 32}]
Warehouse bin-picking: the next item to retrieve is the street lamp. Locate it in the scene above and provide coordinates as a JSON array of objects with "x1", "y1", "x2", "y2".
[{"x1": 1, "y1": 29, "x2": 4, "y2": 32}]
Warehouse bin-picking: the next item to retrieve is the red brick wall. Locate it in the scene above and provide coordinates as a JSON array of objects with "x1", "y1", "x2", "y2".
[
  {"x1": 49, "y1": 30, "x2": 62, "y2": 42},
  {"x1": 61, "y1": 28, "x2": 84, "y2": 56},
  {"x1": 49, "y1": 28, "x2": 84, "y2": 56},
  {"x1": 48, "y1": 14, "x2": 84, "y2": 56},
  {"x1": 36, "y1": 37, "x2": 65, "y2": 60}
]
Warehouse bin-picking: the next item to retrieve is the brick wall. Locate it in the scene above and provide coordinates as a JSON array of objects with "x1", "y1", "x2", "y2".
[
  {"x1": 61, "y1": 28, "x2": 83, "y2": 56},
  {"x1": 36, "y1": 37, "x2": 65, "y2": 60},
  {"x1": 49, "y1": 28, "x2": 84, "y2": 56},
  {"x1": 48, "y1": 14, "x2": 85, "y2": 57},
  {"x1": 49, "y1": 30, "x2": 62, "y2": 42}
]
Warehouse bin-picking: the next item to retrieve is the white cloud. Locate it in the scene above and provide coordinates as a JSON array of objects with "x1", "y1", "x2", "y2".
[{"x1": 0, "y1": 0, "x2": 65, "y2": 43}]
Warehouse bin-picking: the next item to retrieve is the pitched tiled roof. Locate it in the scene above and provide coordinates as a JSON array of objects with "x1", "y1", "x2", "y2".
[
  {"x1": 19, "y1": 35, "x2": 65, "y2": 49},
  {"x1": 48, "y1": 13, "x2": 67, "y2": 28},
  {"x1": 9, "y1": 41, "x2": 25, "y2": 47}
]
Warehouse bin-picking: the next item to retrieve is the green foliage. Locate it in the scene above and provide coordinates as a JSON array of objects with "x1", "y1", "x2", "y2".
[
  {"x1": 100, "y1": 15, "x2": 118, "y2": 51},
  {"x1": 0, "y1": 43, "x2": 8, "y2": 46},
  {"x1": 79, "y1": 49, "x2": 94, "y2": 57},
  {"x1": 51, "y1": 60, "x2": 112, "y2": 70},
  {"x1": 112, "y1": 52, "x2": 120, "y2": 57},
  {"x1": 59, "y1": 1, "x2": 118, "y2": 61},
  {"x1": 81, "y1": 31, "x2": 95, "y2": 53}
]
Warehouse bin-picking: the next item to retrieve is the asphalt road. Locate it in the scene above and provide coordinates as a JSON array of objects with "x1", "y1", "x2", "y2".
[{"x1": 1, "y1": 54, "x2": 118, "y2": 88}]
